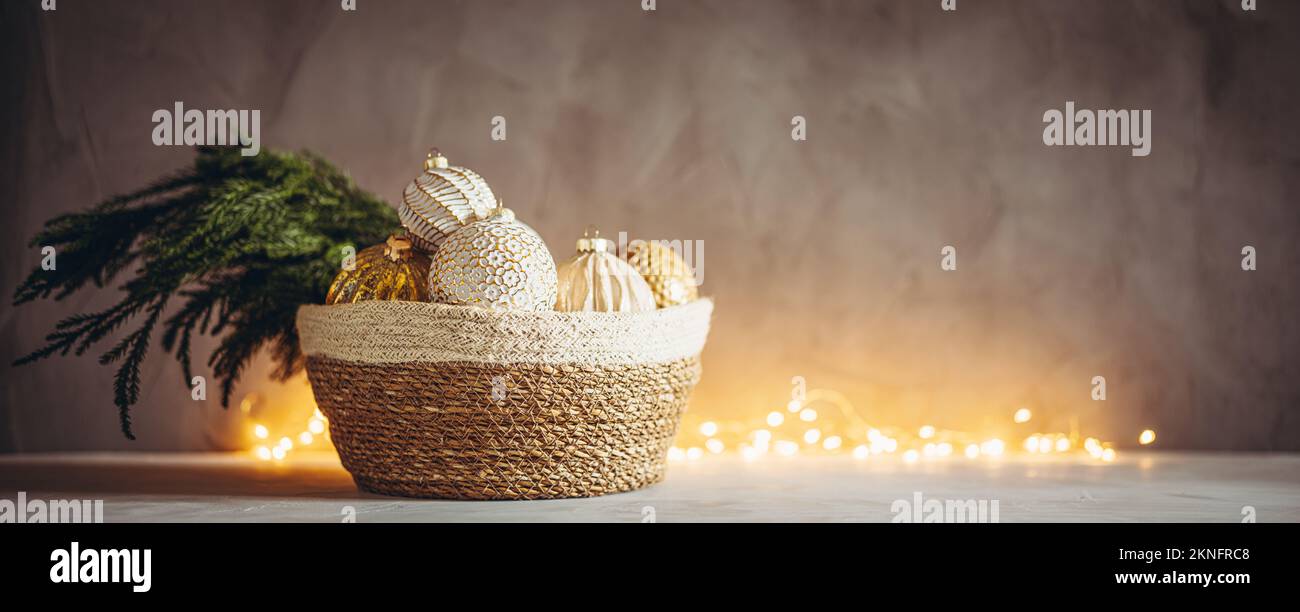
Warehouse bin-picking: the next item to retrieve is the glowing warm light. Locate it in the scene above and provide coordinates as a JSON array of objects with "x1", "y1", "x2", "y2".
[
  {"x1": 271, "y1": 446, "x2": 286, "y2": 460},
  {"x1": 308, "y1": 419, "x2": 326, "y2": 435},
  {"x1": 253, "y1": 424, "x2": 269, "y2": 439},
  {"x1": 608, "y1": 386, "x2": 1122, "y2": 463},
  {"x1": 278, "y1": 437, "x2": 293, "y2": 451},
  {"x1": 299, "y1": 432, "x2": 314, "y2": 445},
  {"x1": 1138, "y1": 429, "x2": 1156, "y2": 445},
  {"x1": 255, "y1": 446, "x2": 272, "y2": 461}
]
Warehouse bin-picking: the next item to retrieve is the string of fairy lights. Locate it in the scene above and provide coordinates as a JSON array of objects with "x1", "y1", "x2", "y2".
[
  {"x1": 244, "y1": 386, "x2": 1157, "y2": 464},
  {"x1": 250, "y1": 406, "x2": 329, "y2": 461},
  {"x1": 666, "y1": 388, "x2": 1157, "y2": 464}
]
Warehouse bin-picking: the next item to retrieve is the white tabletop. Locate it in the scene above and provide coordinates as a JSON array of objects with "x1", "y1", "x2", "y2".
[{"x1": 1, "y1": 451, "x2": 1297, "y2": 523}]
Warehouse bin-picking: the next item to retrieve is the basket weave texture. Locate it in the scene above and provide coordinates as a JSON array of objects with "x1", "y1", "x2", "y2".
[{"x1": 296, "y1": 299, "x2": 712, "y2": 500}]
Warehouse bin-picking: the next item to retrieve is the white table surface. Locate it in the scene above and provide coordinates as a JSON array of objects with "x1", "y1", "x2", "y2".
[{"x1": 1, "y1": 451, "x2": 1297, "y2": 523}]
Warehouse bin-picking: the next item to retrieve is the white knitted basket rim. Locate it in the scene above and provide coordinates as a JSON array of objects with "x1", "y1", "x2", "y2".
[{"x1": 297, "y1": 298, "x2": 713, "y2": 366}]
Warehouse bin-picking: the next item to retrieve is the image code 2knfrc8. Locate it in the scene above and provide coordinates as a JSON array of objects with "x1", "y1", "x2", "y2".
[{"x1": 1, "y1": 0, "x2": 1297, "y2": 599}]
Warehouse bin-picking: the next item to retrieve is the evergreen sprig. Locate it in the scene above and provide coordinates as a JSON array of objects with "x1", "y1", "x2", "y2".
[{"x1": 13, "y1": 146, "x2": 399, "y2": 439}]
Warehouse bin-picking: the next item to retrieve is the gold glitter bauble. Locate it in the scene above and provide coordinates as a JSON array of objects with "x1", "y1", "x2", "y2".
[
  {"x1": 555, "y1": 227, "x2": 657, "y2": 312},
  {"x1": 398, "y1": 148, "x2": 497, "y2": 253},
  {"x1": 326, "y1": 235, "x2": 431, "y2": 304},
  {"x1": 624, "y1": 240, "x2": 700, "y2": 308},
  {"x1": 429, "y1": 206, "x2": 557, "y2": 311}
]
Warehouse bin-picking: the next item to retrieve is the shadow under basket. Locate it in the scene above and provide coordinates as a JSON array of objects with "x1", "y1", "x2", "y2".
[{"x1": 296, "y1": 298, "x2": 713, "y2": 500}]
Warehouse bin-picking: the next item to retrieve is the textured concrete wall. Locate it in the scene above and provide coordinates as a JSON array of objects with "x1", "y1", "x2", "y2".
[{"x1": 2, "y1": 0, "x2": 1297, "y2": 451}]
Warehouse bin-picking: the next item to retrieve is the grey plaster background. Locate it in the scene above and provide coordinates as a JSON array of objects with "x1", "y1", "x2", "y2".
[{"x1": 2, "y1": 0, "x2": 1297, "y2": 451}]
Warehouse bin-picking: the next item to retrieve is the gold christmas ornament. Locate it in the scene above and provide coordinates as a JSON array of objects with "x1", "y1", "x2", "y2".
[
  {"x1": 555, "y1": 227, "x2": 657, "y2": 312},
  {"x1": 326, "y1": 234, "x2": 431, "y2": 304},
  {"x1": 398, "y1": 148, "x2": 498, "y2": 253},
  {"x1": 429, "y1": 204, "x2": 558, "y2": 311},
  {"x1": 625, "y1": 239, "x2": 700, "y2": 308}
]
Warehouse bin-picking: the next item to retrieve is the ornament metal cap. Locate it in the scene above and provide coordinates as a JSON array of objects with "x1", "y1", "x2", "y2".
[
  {"x1": 575, "y1": 225, "x2": 611, "y2": 253},
  {"x1": 486, "y1": 200, "x2": 515, "y2": 222},
  {"x1": 383, "y1": 234, "x2": 415, "y2": 261},
  {"x1": 423, "y1": 148, "x2": 450, "y2": 171}
]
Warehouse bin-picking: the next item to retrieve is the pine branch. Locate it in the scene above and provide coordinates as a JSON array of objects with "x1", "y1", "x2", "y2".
[
  {"x1": 11, "y1": 146, "x2": 400, "y2": 438},
  {"x1": 106, "y1": 298, "x2": 168, "y2": 439}
]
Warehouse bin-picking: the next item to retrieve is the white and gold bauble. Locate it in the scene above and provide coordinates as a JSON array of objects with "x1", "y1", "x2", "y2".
[
  {"x1": 429, "y1": 204, "x2": 558, "y2": 311},
  {"x1": 398, "y1": 148, "x2": 498, "y2": 253},
  {"x1": 555, "y1": 227, "x2": 657, "y2": 312}
]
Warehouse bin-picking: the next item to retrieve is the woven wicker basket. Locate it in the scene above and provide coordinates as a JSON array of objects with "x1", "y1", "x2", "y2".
[{"x1": 296, "y1": 298, "x2": 713, "y2": 500}]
